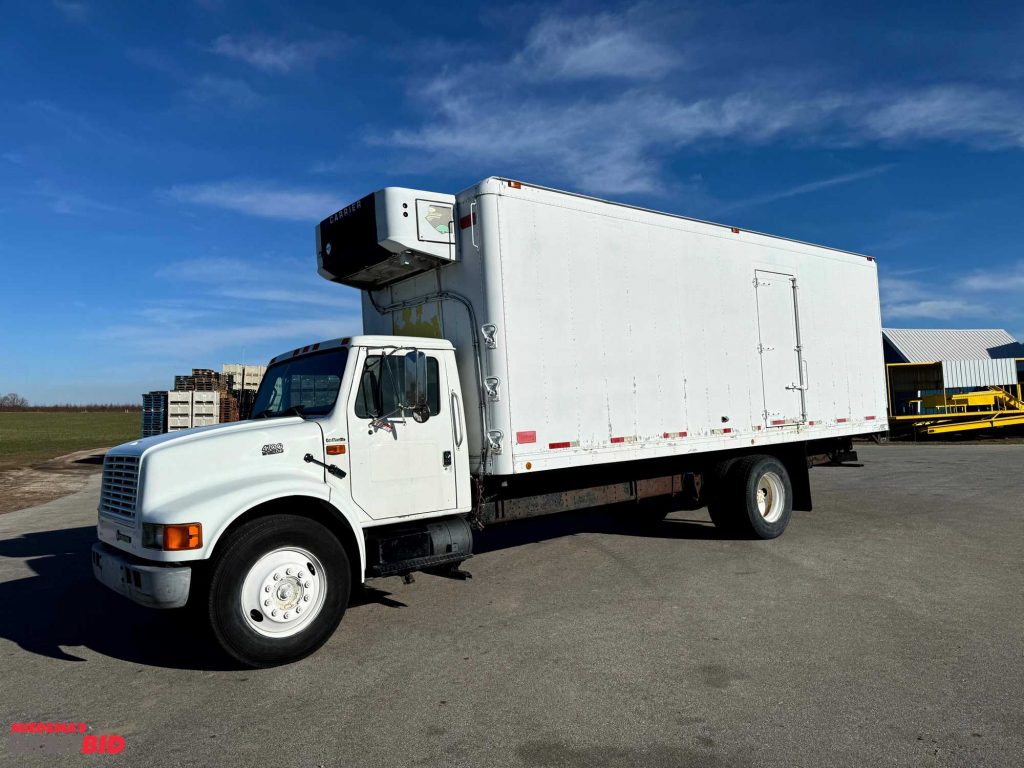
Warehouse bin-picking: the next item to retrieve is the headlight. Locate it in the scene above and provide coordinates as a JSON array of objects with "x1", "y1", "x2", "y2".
[{"x1": 142, "y1": 523, "x2": 203, "y2": 551}]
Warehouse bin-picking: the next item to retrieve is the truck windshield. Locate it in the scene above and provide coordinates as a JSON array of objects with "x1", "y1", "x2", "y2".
[{"x1": 250, "y1": 347, "x2": 349, "y2": 419}]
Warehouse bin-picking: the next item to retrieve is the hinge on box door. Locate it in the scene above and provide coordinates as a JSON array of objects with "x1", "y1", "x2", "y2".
[
  {"x1": 484, "y1": 377, "x2": 500, "y2": 401},
  {"x1": 481, "y1": 324, "x2": 497, "y2": 349},
  {"x1": 486, "y1": 429, "x2": 504, "y2": 454}
]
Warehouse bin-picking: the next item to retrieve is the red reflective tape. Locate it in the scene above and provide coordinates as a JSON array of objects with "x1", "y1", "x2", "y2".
[
  {"x1": 865, "y1": 415, "x2": 877, "y2": 421},
  {"x1": 312, "y1": 342, "x2": 320, "y2": 350},
  {"x1": 516, "y1": 431, "x2": 536, "y2": 444},
  {"x1": 808, "y1": 420, "x2": 819, "y2": 426},
  {"x1": 837, "y1": 418, "x2": 848, "y2": 423},
  {"x1": 722, "y1": 428, "x2": 732, "y2": 434},
  {"x1": 549, "y1": 441, "x2": 571, "y2": 449},
  {"x1": 610, "y1": 436, "x2": 625, "y2": 443},
  {"x1": 302, "y1": 345, "x2": 310, "y2": 353},
  {"x1": 771, "y1": 419, "x2": 786, "y2": 425},
  {"x1": 459, "y1": 212, "x2": 477, "y2": 229}
]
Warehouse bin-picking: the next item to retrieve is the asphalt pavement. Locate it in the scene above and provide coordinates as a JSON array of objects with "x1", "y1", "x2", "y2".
[{"x1": 1, "y1": 443, "x2": 1022, "y2": 767}]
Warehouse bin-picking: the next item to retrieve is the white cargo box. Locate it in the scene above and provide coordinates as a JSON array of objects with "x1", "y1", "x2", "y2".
[
  {"x1": 166, "y1": 390, "x2": 220, "y2": 432},
  {"x1": 351, "y1": 178, "x2": 887, "y2": 476}
]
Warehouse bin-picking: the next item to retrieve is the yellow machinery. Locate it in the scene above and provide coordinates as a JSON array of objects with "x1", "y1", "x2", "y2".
[{"x1": 887, "y1": 358, "x2": 1024, "y2": 436}]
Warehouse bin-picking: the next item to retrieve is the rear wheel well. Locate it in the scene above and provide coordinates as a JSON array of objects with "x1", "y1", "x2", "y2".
[{"x1": 211, "y1": 497, "x2": 362, "y2": 588}]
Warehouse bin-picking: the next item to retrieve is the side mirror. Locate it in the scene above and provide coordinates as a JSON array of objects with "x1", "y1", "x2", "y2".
[{"x1": 403, "y1": 350, "x2": 429, "y2": 422}]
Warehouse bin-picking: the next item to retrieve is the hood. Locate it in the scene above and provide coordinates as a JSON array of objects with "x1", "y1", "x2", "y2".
[{"x1": 108, "y1": 417, "x2": 310, "y2": 458}]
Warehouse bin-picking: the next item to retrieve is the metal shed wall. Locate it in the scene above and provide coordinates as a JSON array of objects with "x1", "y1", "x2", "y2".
[{"x1": 941, "y1": 358, "x2": 1017, "y2": 388}]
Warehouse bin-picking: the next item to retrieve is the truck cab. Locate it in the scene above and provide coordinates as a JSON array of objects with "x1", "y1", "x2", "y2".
[{"x1": 93, "y1": 335, "x2": 473, "y2": 667}]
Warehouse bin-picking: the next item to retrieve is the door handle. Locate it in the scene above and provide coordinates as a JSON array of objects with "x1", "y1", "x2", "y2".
[
  {"x1": 451, "y1": 391, "x2": 464, "y2": 448},
  {"x1": 443, "y1": 450, "x2": 453, "y2": 467}
]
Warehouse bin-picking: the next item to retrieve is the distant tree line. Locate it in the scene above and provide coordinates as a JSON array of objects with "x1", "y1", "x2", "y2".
[{"x1": 0, "y1": 393, "x2": 141, "y2": 412}]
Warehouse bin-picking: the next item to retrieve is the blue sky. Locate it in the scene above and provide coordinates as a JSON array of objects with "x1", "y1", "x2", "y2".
[{"x1": 1, "y1": 0, "x2": 1022, "y2": 403}]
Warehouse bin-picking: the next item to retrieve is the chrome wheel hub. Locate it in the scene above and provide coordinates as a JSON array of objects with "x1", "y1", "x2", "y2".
[
  {"x1": 241, "y1": 548, "x2": 326, "y2": 638},
  {"x1": 756, "y1": 471, "x2": 785, "y2": 523}
]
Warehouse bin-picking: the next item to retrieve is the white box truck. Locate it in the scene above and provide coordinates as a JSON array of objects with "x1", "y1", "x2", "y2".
[{"x1": 93, "y1": 178, "x2": 887, "y2": 667}]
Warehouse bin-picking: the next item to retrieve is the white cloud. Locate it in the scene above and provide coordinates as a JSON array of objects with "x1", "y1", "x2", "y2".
[
  {"x1": 857, "y1": 85, "x2": 1024, "y2": 148},
  {"x1": 32, "y1": 180, "x2": 128, "y2": 216},
  {"x1": 961, "y1": 263, "x2": 1024, "y2": 291},
  {"x1": 210, "y1": 33, "x2": 339, "y2": 73},
  {"x1": 186, "y1": 75, "x2": 262, "y2": 109},
  {"x1": 721, "y1": 165, "x2": 893, "y2": 212},
  {"x1": 880, "y1": 271, "x2": 1010, "y2": 325},
  {"x1": 884, "y1": 299, "x2": 993, "y2": 320},
  {"x1": 389, "y1": 8, "x2": 1024, "y2": 196},
  {"x1": 388, "y1": 87, "x2": 803, "y2": 194},
  {"x1": 99, "y1": 316, "x2": 355, "y2": 359},
  {"x1": 88, "y1": 255, "x2": 363, "y2": 384},
  {"x1": 167, "y1": 181, "x2": 343, "y2": 221},
  {"x1": 515, "y1": 12, "x2": 680, "y2": 80},
  {"x1": 53, "y1": 0, "x2": 88, "y2": 23}
]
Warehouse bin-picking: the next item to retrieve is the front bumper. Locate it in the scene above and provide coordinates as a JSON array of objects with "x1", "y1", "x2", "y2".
[{"x1": 91, "y1": 542, "x2": 192, "y2": 609}]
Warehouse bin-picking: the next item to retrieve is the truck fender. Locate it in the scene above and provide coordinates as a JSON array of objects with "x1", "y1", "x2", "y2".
[{"x1": 151, "y1": 479, "x2": 366, "y2": 581}]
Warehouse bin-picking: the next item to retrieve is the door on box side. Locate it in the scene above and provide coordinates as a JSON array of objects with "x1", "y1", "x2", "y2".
[
  {"x1": 346, "y1": 348, "x2": 458, "y2": 520},
  {"x1": 754, "y1": 271, "x2": 805, "y2": 426}
]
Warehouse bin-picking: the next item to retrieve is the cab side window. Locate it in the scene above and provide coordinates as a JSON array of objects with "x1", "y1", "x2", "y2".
[{"x1": 354, "y1": 354, "x2": 441, "y2": 419}]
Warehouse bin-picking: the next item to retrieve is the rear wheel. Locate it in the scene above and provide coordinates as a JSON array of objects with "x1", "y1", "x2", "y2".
[
  {"x1": 207, "y1": 515, "x2": 351, "y2": 668},
  {"x1": 707, "y1": 455, "x2": 792, "y2": 539}
]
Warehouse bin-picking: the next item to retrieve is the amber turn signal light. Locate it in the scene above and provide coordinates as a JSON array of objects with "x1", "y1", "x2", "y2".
[
  {"x1": 326, "y1": 444, "x2": 346, "y2": 455},
  {"x1": 163, "y1": 523, "x2": 202, "y2": 551}
]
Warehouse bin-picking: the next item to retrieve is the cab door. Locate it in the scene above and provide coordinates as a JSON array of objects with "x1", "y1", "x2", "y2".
[{"x1": 346, "y1": 347, "x2": 458, "y2": 520}]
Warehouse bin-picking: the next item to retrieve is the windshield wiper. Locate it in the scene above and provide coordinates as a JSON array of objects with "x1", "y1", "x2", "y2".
[{"x1": 251, "y1": 404, "x2": 307, "y2": 420}]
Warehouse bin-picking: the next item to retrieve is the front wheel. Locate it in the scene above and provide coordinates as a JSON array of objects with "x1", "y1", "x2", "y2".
[
  {"x1": 207, "y1": 515, "x2": 351, "y2": 668},
  {"x1": 707, "y1": 455, "x2": 792, "y2": 539}
]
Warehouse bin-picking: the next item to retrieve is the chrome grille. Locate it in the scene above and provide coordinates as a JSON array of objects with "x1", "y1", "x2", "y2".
[{"x1": 100, "y1": 455, "x2": 140, "y2": 519}]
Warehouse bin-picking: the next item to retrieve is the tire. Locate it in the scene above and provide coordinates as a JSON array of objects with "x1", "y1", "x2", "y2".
[
  {"x1": 206, "y1": 515, "x2": 351, "y2": 668},
  {"x1": 707, "y1": 455, "x2": 792, "y2": 540}
]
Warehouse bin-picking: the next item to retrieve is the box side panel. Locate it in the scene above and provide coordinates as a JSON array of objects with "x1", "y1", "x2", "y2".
[{"x1": 493, "y1": 190, "x2": 886, "y2": 474}]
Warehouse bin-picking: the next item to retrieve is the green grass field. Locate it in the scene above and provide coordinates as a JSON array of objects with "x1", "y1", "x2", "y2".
[{"x1": 0, "y1": 412, "x2": 140, "y2": 470}]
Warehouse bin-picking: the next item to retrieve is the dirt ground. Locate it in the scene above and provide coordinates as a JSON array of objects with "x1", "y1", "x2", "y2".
[{"x1": 0, "y1": 447, "x2": 109, "y2": 514}]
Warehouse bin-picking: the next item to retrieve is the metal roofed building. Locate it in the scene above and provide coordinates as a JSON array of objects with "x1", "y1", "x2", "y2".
[{"x1": 882, "y1": 328, "x2": 1024, "y2": 364}]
